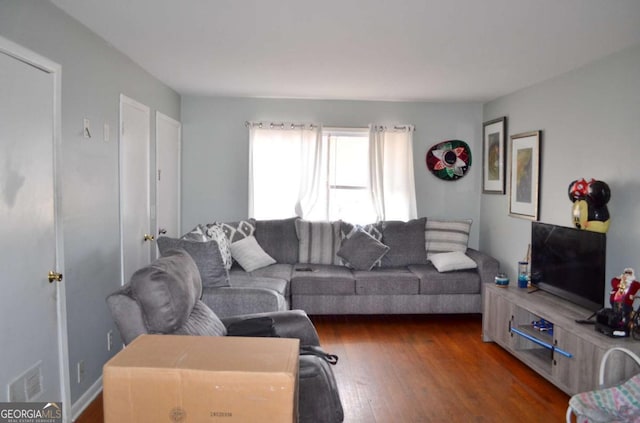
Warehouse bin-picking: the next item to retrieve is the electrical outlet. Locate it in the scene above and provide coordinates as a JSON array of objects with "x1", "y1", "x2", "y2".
[
  {"x1": 107, "y1": 330, "x2": 113, "y2": 351},
  {"x1": 77, "y1": 360, "x2": 85, "y2": 384}
]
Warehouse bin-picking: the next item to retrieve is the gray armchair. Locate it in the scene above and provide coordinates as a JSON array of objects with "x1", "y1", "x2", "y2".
[{"x1": 107, "y1": 248, "x2": 343, "y2": 423}]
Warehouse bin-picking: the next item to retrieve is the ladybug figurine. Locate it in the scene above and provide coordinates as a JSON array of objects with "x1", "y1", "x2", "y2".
[{"x1": 568, "y1": 178, "x2": 611, "y2": 233}]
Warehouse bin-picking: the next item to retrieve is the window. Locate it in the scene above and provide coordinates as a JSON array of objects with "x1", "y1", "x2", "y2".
[
  {"x1": 325, "y1": 128, "x2": 376, "y2": 223},
  {"x1": 248, "y1": 122, "x2": 416, "y2": 222}
]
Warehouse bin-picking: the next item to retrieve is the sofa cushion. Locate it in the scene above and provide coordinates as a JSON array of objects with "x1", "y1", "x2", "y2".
[
  {"x1": 255, "y1": 217, "x2": 300, "y2": 264},
  {"x1": 353, "y1": 268, "x2": 420, "y2": 295},
  {"x1": 380, "y1": 218, "x2": 427, "y2": 267},
  {"x1": 130, "y1": 249, "x2": 201, "y2": 333},
  {"x1": 174, "y1": 300, "x2": 227, "y2": 336},
  {"x1": 408, "y1": 264, "x2": 481, "y2": 295},
  {"x1": 291, "y1": 265, "x2": 356, "y2": 295},
  {"x1": 430, "y1": 251, "x2": 477, "y2": 272},
  {"x1": 229, "y1": 235, "x2": 276, "y2": 272},
  {"x1": 229, "y1": 273, "x2": 289, "y2": 297},
  {"x1": 425, "y1": 218, "x2": 472, "y2": 258},
  {"x1": 157, "y1": 236, "x2": 230, "y2": 288},
  {"x1": 337, "y1": 230, "x2": 390, "y2": 271},
  {"x1": 296, "y1": 219, "x2": 342, "y2": 265},
  {"x1": 243, "y1": 263, "x2": 294, "y2": 284}
]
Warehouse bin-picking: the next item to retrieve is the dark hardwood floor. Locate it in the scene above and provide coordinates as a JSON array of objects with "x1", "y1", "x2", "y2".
[{"x1": 76, "y1": 314, "x2": 569, "y2": 422}]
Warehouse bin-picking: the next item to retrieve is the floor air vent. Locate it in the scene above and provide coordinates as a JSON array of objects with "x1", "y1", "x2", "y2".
[{"x1": 8, "y1": 362, "x2": 43, "y2": 402}]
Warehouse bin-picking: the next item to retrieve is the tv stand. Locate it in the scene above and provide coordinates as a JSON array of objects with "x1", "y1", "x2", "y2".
[{"x1": 482, "y1": 283, "x2": 640, "y2": 395}]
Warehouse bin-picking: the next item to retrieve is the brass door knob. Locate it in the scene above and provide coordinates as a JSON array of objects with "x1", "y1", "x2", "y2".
[
  {"x1": 48, "y1": 271, "x2": 63, "y2": 283},
  {"x1": 143, "y1": 234, "x2": 155, "y2": 242}
]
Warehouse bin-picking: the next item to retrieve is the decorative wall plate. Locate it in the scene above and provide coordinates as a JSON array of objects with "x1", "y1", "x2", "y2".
[{"x1": 426, "y1": 140, "x2": 472, "y2": 181}]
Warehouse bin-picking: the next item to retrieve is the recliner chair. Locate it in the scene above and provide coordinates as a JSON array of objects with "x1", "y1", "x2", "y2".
[{"x1": 107, "y1": 248, "x2": 343, "y2": 423}]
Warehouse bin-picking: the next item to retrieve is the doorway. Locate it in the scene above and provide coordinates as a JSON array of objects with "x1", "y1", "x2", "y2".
[
  {"x1": 0, "y1": 35, "x2": 70, "y2": 420},
  {"x1": 119, "y1": 94, "x2": 151, "y2": 285},
  {"x1": 155, "y1": 111, "x2": 181, "y2": 239}
]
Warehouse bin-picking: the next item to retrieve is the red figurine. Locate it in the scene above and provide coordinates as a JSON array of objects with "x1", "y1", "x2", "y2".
[{"x1": 610, "y1": 268, "x2": 640, "y2": 315}]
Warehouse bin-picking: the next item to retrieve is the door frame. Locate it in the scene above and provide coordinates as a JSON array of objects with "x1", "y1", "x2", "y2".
[
  {"x1": 155, "y1": 111, "x2": 182, "y2": 239},
  {"x1": 0, "y1": 35, "x2": 70, "y2": 420}
]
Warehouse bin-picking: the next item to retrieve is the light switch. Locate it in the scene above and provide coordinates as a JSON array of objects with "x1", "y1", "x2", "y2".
[{"x1": 83, "y1": 118, "x2": 91, "y2": 138}]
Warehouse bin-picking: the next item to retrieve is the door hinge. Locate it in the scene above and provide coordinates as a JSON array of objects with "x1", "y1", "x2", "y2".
[{"x1": 158, "y1": 169, "x2": 161, "y2": 181}]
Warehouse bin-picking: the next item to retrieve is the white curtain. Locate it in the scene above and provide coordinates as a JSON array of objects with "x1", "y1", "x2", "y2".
[
  {"x1": 248, "y1": 122, "x2": 324, "y2": 219},
  {"x1": 369, "y1": 125, "x2": 417, "y2": 221}
]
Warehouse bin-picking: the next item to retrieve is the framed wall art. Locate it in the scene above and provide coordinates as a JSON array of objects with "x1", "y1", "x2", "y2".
[
  {"x1": 509, "y1": 130, "x2": 541, "y2": 220},
  {"x1": 482, "y1": 117, "x2": 507, "y2": 194}
]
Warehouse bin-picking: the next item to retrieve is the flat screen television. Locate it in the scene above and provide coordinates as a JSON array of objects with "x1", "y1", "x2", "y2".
[{"x1": 530, "y1": 222, "x2": 606, "y2": 311}]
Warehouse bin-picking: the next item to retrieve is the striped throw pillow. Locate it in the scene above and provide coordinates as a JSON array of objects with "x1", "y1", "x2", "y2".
[
  {"x1": 425, "y1": 219, "x2": 472, "y2": 258},
  {"x1": 295, "y1": 220, "x2": 342, "y2": 265}
]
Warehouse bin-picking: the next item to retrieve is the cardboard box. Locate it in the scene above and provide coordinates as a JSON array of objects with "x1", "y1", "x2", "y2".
[{"x1": 103, "y1": 335, "x2": 299, "y2": 422}]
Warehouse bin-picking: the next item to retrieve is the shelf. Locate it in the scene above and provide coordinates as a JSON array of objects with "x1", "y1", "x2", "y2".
[{"x1": 517, "y1": 324, "x2": 554, "y2": 343}]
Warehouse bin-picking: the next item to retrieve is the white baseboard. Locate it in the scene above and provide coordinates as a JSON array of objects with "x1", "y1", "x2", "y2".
[{"x1": 71, "y1": 377, "x2": 102, "y2": 422}]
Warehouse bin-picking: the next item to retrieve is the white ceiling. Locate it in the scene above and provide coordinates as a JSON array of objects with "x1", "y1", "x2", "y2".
[{"x1": 51, "y1": 0, "x2": 640, "y2": 102}]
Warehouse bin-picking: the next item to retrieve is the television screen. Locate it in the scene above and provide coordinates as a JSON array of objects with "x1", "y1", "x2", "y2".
[{"x1": 530, "y1": 222, "x2": 606, "y2": 311}]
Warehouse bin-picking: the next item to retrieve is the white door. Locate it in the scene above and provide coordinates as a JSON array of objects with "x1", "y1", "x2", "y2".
[
  {"x1": 155, "y1": 112, "x2": 181, "y2": 239},
  {"x1": 119, "y1": 95, "x2": 151, "y2": 284},
  {"x1": 0, "y1": 36, "x2": 70, "y2": 418}
]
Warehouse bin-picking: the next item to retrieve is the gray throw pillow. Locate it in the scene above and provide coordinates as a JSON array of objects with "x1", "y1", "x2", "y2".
[
  {"x1": 216, "y1": 219, "x2": 256, "y2": 243},
  {"x1": 341, "y1": 221, "x2": 383, "y2": 241},
  {"x1": 157, "y1": 237, "x2": 230, "y2": 288},
  {"x1": 380, "y1": 218, "x2": 427, "y2": 267},
  {"x1": 180, "y1": 224, "x2": 208, "y2": 242},
  {"x1": 129, "y1": 249, "x2": 201, "y2": 334},
  {"x1": 337, "y1": 230, "x2": 390, "y2": 271},
  {"x1": 255, "y1": 217, "x2": 299, "y2": 264},
  {"x1": 203, "y1": 223, "x2": 233, "y2": 270}
]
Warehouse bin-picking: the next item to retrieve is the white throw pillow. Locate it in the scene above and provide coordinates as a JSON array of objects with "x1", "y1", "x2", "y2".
[
  {"x1": 229, "y1": 236, "x2": 276, "y2": 272},
  {"x1": 429, "y1": 251, "x2": 477, "y2": 273}
]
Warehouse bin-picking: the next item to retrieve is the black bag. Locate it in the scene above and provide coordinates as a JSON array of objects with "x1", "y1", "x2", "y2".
[
  {"x1": 596, "y1": 307, "x2": 627, "y2": 329},
  {"x1": 299, "y1": 355, "x2": 344, "y2": 422},
  {"x1": 225, "y1": 316, "x2": 279, "y2": 337},
  {"x1": 300, "y1": 345, "x2": 339, "y2": 365}
]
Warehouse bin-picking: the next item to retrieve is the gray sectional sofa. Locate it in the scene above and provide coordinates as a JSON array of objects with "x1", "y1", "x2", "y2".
[{"x1": 157, "y1": 216, "x2": 500, "y2": 318}]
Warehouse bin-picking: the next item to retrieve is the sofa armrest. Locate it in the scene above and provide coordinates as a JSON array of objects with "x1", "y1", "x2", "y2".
[
  {"x1": 221, "y1": 309, "x2": 321, "y2": 347},
  {"x1": 106, "y1": 284, "x2": 148, "y2": 345},
  {"x1": 466, "y1": 248, "x2": 500, "y2": 285},
  {"x1": 202, "y1": 286, "x2": 288, "y2": 318}
]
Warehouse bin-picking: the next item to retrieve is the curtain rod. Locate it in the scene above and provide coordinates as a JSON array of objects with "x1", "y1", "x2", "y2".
[
  {"x1": 244, "y1": 121, "x2": 319, "y2": 129},
  {"x1": 245, "y1": 121, "x2": 416, "y2": 132}
]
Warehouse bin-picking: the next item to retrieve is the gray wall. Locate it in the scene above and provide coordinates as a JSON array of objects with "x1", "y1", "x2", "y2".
[
  {"x1": 182, "y1": 97, "x2": 483, "y2": 247},
  {"x1": 481, "y1": 43, "x2": 640, "y2": 297},
  {"x1": 0, "y1": 1, "x2": 180, "y2": 406}
]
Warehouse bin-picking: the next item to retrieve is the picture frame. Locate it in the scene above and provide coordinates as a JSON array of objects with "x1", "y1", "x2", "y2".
[
  {"x1": 509, "y1": 131, "x2": 541, "y2": 220},
  {"x1": 482, "y1": 117, "x2": 507, "y2": 194}
]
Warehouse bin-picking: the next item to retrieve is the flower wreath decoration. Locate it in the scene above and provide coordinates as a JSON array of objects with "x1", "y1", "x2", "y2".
[{"x1": 426, "y1": 140, "x2": 472, "y2": 181}]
